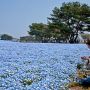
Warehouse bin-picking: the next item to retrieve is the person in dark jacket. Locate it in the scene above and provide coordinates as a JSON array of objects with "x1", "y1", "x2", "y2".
[{"x1": 79, "y1": 76, "x2": 90, "y2": 87}]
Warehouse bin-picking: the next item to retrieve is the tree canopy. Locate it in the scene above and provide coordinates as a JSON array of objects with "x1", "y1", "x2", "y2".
[
  {"x1": 28, "y1": 23, "x2": 48, "y2": 41},
  {"x1": 28, "y1": 2, "x2": 90, "y2": 43},
  {"x1": 48, "y1": 2, "x2": 90, "y2": 43},
  {"x1": 1, "y1": 34, "x2": 13, "y2": 40}
]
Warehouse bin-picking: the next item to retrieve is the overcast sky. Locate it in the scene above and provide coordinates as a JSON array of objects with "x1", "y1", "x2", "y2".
[{"x1": 0, "y1": 0, "x2": 90, "y2": 38}]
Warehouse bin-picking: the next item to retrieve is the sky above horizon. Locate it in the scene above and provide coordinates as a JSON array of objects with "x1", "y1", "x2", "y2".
[{"x1": 0, "y1": 0, "x2": 90, "y2": 38}]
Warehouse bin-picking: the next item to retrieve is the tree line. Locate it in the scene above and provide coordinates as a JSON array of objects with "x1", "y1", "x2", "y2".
[
  {"x1": 0, "y1": 34, "x2": 13, "y2": 40},
  {"x1": 1, "y1": 2, "x2": 90, "y2": 43},
  {"x1": 28, "y1": 2, "x2": 90, "y2": 43}
]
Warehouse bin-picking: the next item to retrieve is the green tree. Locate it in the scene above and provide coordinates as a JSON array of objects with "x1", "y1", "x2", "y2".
[
  {"x1": 28, "y1": 23, "x2": 48, "y2": 40},
  {"x1": 1, "y1": 34, "x2": 13, "y2": 40},
  {"x1": 48, "y1": 2, "x2": 90, "y2": 43}
]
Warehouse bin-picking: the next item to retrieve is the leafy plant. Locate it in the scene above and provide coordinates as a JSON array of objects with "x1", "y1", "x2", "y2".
[
  {"x1": 21, "y1": 79, "x2": 33, "y2": 86},
  {"x1": 77, "y1": 63, "x2": 83, "y2": 70}
]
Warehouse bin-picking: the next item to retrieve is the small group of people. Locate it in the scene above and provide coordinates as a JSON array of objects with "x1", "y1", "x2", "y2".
[
  {"x1": 81, "y1": 39, "x2": 90, "y2": 71},
  {"x1": 79, "y1": 39, "x2": 90, "y2": 87}
]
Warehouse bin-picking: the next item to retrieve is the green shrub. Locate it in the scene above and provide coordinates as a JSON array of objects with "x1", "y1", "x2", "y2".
[
  {"x1": 77, "y1": 63, "x2": 83, "y2": 70},
  {"x1": 21, "y1": 79, "x2": 33, "y2": 86}
]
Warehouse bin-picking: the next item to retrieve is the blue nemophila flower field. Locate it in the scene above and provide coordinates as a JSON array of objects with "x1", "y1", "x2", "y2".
[{"x1": 0, "y1": 40, "x2": 89, "y2": 90}]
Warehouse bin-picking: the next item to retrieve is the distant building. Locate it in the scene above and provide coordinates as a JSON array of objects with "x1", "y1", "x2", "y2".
[{"x1": 20, "y1": 35, "x2": 40, "y2": 42}]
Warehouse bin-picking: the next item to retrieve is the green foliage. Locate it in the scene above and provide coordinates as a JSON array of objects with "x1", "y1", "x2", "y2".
[
  {"x1": 48, "y1": 2, "x2": 90, "y2": 43},
  {"x1": 0, "y1": 74, "x2": 8, "y2": 79},
  {"x1": 1, "y1": 34, "x2": 13, "y2": 40},
  {"x1": 28, "y1": 2, "x2": 90, "y2": 43},
  {"x1": 77, "y1": 63, "x2": 83, "y2": 69},
  {"x1": 28, "y1": 23, "x2": 49, "y2": 42},
  {"x1": 21, "y1": 79, "x2": 33, "y2": 86},
  {"x1": 28, "y1": 23, "x2": 47, "y2": 37}
]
